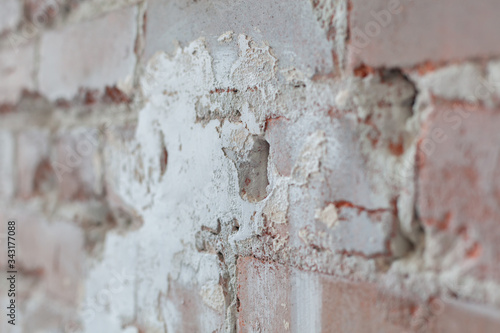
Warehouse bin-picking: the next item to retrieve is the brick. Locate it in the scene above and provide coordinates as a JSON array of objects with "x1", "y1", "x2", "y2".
[
  {"x1": 237, "y1": 257, "x2": 500, "y2": 333},
  {"x1": 319, "y1": 277, "x2": 415, "y2": 333},
  {"x1": 0, "y1": 43, "x2": 36, "y2": 104},
  {"x1": 237, "y1": 257, "x2": 291, "y2": 332},
  {"x1": 0, "y1": 0, "x2": 22, "y2": 33},
  {"x1": 237, "y1": 257, "x2": 416, "y2": 332},
  {"x1": 164, "y1": 280, "x2": 225, "y2": 333},
  {"x1": 428, "y1": 299, "x2": 500, "y2": 333},
  {"x1": 265, "y1": 117, "x2": 301, "y2": 177},
  {"x1": 265, "y1": 112, "x2": 408, "y2": 257},
  {"x1": 417, "y1": 103, "x2": 500, "y2": 280},
  {"x1": 0, "y1": 210, "x2": 85, "y2": 304},
  {"x1": 38, "y1": 6, "x2": 137, "y2": 100},
  {"x1": 0, "y1": 130, "x2": 15, "y2": 202},
  {"x1": 349, "y1": 0, "x2": 500, "y2": 68},
  {"x1": 15, "y1": 128, "x2": 103, "y2": 201},
  {"x1": 145, "y1": 0, "x2": 333, "y2": 77},
  {"x1": 5, "y1": 0, "x2": 500, "y2": 329},
  {"x1": 53, "y1": 128, "x2": 103, "y2": 201},
  {"x1": 16, "y1": 129, "x2": 53, "y2": 199}
]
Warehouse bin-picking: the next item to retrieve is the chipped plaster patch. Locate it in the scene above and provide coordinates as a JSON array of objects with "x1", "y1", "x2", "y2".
[
  {"x1": 231, "y1": 34, "x2": 278, "y2": 89},
  {"x1": 218, "y1": 30, "x2": 234, "y2": 43},
  {"x1": 200, "y1": 282, "x2": 225, "y2": 313},
  {"x1": 315, "y1": 203, "x2": 338, "y2": 228},
  {"x1": 263, "y1": 177, "x2": 289, "y2": 224},
  {"x1": 291, "y1": 130, "x2": 327, "y2": 184}
]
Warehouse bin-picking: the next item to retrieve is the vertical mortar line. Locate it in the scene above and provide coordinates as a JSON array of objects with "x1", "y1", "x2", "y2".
[
  {"x1": 405, "y1": 72, "x2": 426, "y2": 250},
  {"x1": 340, "y1": 0, "x2": 351, "y2": 79},
  {"x1": 133, "y1": 1, "x2": 148, "y2": 91}
]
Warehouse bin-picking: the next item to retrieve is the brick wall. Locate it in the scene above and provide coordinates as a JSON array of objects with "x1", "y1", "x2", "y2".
[{"x1": 1, "y1": 0, "x2": 500, "y2": 332}]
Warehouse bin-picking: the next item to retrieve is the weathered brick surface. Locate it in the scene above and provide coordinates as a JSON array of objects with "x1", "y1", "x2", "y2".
[
  {"x1": 38, "y1": 6, "x2": 137, "y2": 100},
  {"x1": 430, "y1": 299, "x2": 500, "y2": 333},
  {"x1": 2, "y1": 1, "x2": 500, "y2": 332},
  {"x1": 417, "y1": 102, "x2": 500, "y2": 280},
  {"x1": 349, "y1": 0, "x2": 500, "y2": 68},
  {"x1": 53, "y1": 128, "x2": 103, "y2": 201},
  {"x1": 237, "y1": 257, "x2": 292, "y2": 332},
  {"x1": 238, "y1": 257, "x2": 500, "y2": 333},
  {"x1": 145, "y1": 0, "x2": 334, "y2": 77},
  {"x1": 237, "y1": 257, "x2": 414, "y2": 332},
  {"x1": 163, "y1": 280, "x2": 225, "y2": 332},
  {"x1": 16, "y1": 129, "x2": 52, "y2": 199},
  {"x1": 0, "y1": 210, "x2": 85, "y2": 304},
  {"x1": 265, "y1": 74, "x2": 415, "y2": 259}
]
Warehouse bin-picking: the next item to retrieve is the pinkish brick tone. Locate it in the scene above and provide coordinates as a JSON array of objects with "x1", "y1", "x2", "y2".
[
  {"x1": 237, "y1": 257, "x2": 413, "y2": 332},
  {"x1": 164, "y1": 280, "x2": 225, "y2": 332},
  {"x1": 349, "y1": 0, "x2": 500, "y2": 68},
  {"x1": 319, "y1": 276, "x2": 416, "y2": 333},
  {"x1": 429, "y1": 299, "x2": 500, "y2": 333},
  {"x1": 237, "y1": 257, "x2": 291, "y2": 332},
  {"x1": 53, "y1": 128, "x2": 102, "y2": 201},
  {"x1": 265, "y1": 117, "x2": 298, "y2": 177},
  {"x1": 38, "y1": 6, "x2": 137, "y2": 100},
  {"x1": 238, "y1": 257, "x2": 417, "y2": 332},
  {"x1": 238, "y1": 257, "x2": 500, "y2": 333},
  {"x1": 16, "y1": 129, "x2": 52, "y2": 199},
  {"x1": 2, "y1": 1, "x2": 500, "y2": 331},
  {"x1": 0, "y1": 210, "x2": 85, "y2": 304},
  {"x1": 417, "y1": 102, "x2": 500, "y2": 279}
]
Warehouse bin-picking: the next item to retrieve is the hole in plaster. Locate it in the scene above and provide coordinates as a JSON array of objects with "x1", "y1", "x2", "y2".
[
  {"x1": 232, "y1": 218, "x2": 240, "y2": 232},
  {"x1": 223, "y1": 135, "x2": 270, "y2": 202}
]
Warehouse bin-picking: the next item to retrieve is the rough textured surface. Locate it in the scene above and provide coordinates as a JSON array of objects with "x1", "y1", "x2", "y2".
[{"x1": 1, "y1": 0, "x2": 500, "y2": 332}]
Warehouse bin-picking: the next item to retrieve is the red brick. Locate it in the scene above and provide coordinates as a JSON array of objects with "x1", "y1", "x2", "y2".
[
  {"x1": 38, "y1": 6, "x2": 137, "y2": 100},
  {"x1": 428, "y1": 299, "x2": 500, "y2": 333},
  {"x1": 417, "y1": 103, "x2": 500, "y2": 280},
  {"x1": 16, "y1": 129, "x2": 52, "y2": 199},
  {"x1": 237, "y1": 257, "x2": 500, "y2": 332},
  {"x1": 164, "y1": 280, "x2": 224, "y2": 332},
  {"x1": 349, "y1": 0, "x2": 500, "y2": 68},
  {"x1": 53, "y1": 128, "x2": 103, "y2": 201},
  {"x1": 15, "y1": 128, "x2": 103, "y2": 201},
  {"x1": 237, "y1": 257, "x2": 291, "y2": 332},
  {"x1": 0, "y1": 210, "x2": 85, "y2": 304},
  {"x1": 237, "y1": 257, "x2": 417, "y2": 332}
]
